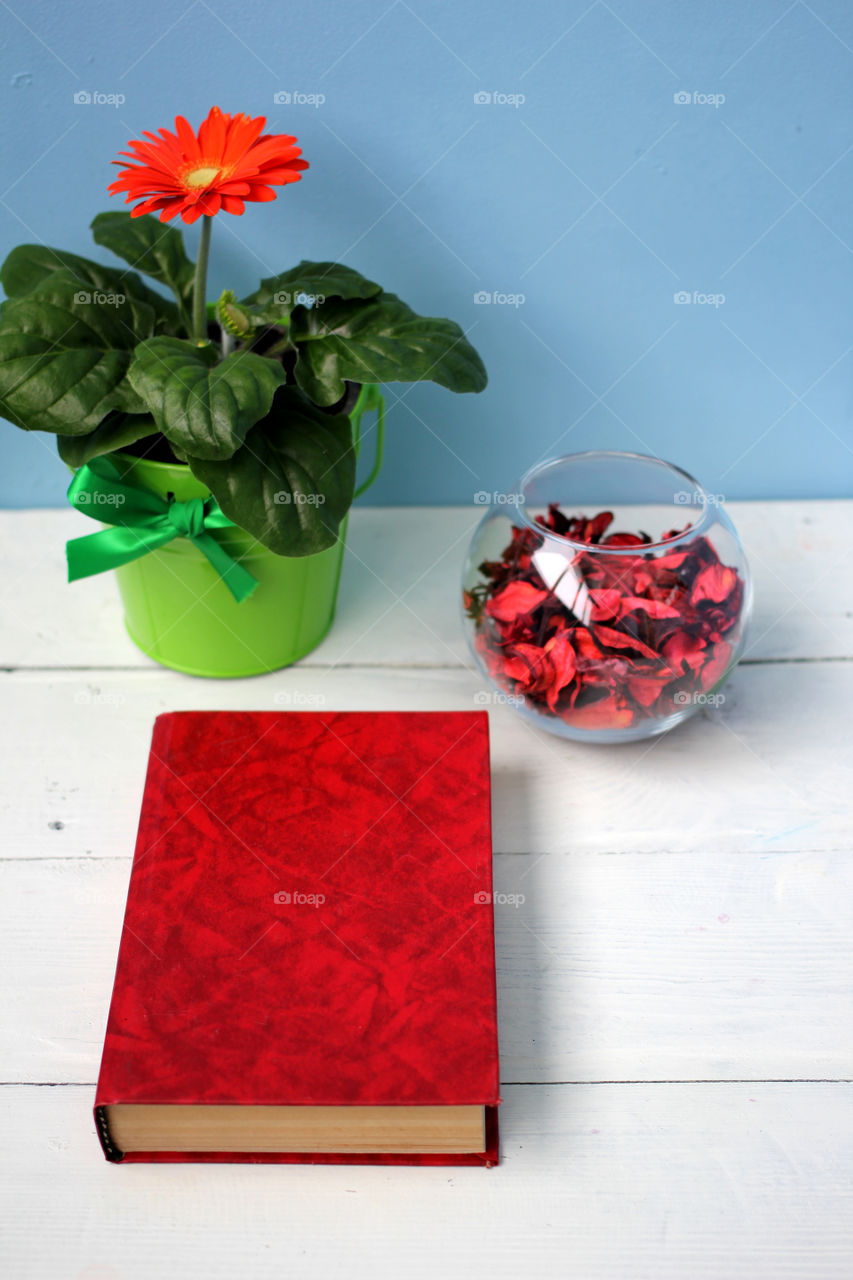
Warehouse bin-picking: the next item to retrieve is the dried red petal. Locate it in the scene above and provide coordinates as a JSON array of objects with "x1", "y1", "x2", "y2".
[
  {"x1": 569, "y1": 692, "x2": 634, "y2": 730},
  {"x1": 700, "y1": 640, "x2": 732, "y2": 690},
  {"x1": 652, "y1": 549, "x2": 690, "y2": 571},
  {"x1": 662, "y1": 631, "x2": 706, "y2": 674},
  {"x1": 503, "y1": 643, "x2": 549, "y2": 693},
  {"x1": 485, "y1": 581, "x2": 549, "y2": 622},
  {"x1": 619, "y1": 596, "x2": 681, "y2": 620},
  {"x1": 627, "y1": 671, "x2": 671, "y2": 708},
  {"x1": 582, "y1": 511, "x2": 615, "y2": 543},
  {"x1": 592, "y1": 623, "x2": 659, "y2": 660},
  {"x1": 573, "y1": 627, "x2": 603, "y2": 662},
  {"x1": 588, "y1": 588, "x2": 622, "y2": 620},
  {"x1": 468, "y1": 505, "x2": 744, "y2": 733},
  {"x1": 691, "y1": 562, "x2": 738, "y2": 605},
  {"x1": 662, "y1": 525, "x2": 692, "y2": 541},
  {"x1": 601, "y1": 531, "x2": 647, "y2": 547},
  {"x1": 543, "y1": 630, "x2": 577, "y2": 710}
]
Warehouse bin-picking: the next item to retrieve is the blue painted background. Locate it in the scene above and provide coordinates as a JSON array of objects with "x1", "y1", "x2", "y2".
[{"x1": 1, "y1": 0, "x2": 851, "y2": 506}]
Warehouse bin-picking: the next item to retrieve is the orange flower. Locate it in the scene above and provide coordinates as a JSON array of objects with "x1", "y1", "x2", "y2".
[{"x1": 108, "y1": 106, "x2": 308, "y2": 224}]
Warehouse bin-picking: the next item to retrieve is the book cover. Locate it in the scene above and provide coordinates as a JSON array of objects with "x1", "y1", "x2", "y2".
[{"x1": 95, "y1": 710, "x2": 500, "y2": 1165}]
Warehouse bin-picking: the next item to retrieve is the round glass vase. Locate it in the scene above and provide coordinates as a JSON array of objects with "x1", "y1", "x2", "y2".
[{"x1": 462, "y1": 451, "x2": 752, "y2": 744}]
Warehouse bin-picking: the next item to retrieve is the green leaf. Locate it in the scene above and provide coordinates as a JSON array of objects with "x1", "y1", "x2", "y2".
[
  {"x1": 189, "y1": 386, "x2": 356, "y2": 556},
  {"x1": 0, "y1": 269, "x2": 156, "y2": 434},
  {"x1": 0, "y1": 242, "x2": 180, "y2": 331},
  {"x1": 56, "y1": 413, "x2": 157, "y2": 467},
  {"x1": 290, "y1": 291, "x2": 488, "y2": 405},
  {"x1": 243, "y1": 260, "x2": 382, "y2": 323},
  {"x1": 127, "y1": 336, "x2": 287, "y2": 460},
  {"x1": 2, "y1": 244, "x2": 110, "y2": 299},
  {"x1": 90, "y1": 212, "x2": 195, "y2": 305}
]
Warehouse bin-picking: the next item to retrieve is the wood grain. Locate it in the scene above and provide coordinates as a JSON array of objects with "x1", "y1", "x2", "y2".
[
  {"x1": 1, "y1": 1083, "x2": 851, "y2": 1279},
  {"x1": 2, "y1": 850, "x2": 851, "y2": 1085},
  {"x1": 1, "y1": 501, "x2": 851, "y2": 669},
  {"x1": 1, "y1": 500, "x2": 852, "y2": 1279},
  {"x1": 2, "y1": 661, "x2": 850, "y2": 859}
]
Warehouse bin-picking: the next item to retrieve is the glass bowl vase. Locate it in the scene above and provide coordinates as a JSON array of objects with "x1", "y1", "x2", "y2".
[{"x1": 462, "y1": 452, "x2": 752, "y2": 744}]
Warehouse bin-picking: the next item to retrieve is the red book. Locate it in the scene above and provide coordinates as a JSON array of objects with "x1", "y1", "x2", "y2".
[{"x1": 95, "y1": 710, "x2": 500, "y2": 1165}]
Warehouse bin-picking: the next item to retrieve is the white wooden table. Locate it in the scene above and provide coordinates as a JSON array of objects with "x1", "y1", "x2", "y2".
[{"x1": 1, "y1": 501, "x2": 852, "y2": 1279}]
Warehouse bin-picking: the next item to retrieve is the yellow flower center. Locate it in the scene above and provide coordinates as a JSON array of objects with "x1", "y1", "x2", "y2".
[{"x1": 183, "y1": 165, "x2": 222, "y2": 189}]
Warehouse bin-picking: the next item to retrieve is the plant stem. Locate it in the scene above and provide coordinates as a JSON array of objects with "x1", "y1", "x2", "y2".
[{"x1": 192, "y1": 215, "x2": 213, "y2": 343}]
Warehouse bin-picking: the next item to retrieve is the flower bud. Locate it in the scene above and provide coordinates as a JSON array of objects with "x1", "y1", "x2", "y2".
[{"x1": 217, "y1": 290, "x2": 257, "y2": 337}]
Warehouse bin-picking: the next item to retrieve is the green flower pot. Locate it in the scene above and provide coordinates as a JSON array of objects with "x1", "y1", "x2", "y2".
[{"x1": 108, "y1": 384, "x2": 384, "y2": 678}]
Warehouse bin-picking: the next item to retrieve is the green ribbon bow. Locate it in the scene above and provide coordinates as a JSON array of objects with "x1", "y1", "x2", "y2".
[{"x1": 66, "y1": 456, "x2": 258, "y2": 603}]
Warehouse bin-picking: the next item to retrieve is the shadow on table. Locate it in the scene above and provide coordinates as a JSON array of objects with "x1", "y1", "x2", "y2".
[{"x1": 490, "y1": 767, "x2": 565, "y2": 1112}]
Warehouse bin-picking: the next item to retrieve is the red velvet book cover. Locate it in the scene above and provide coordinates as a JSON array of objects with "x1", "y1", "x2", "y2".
[{"x1": 95, "y1": 710, "x2": 500, "y2": 1165}]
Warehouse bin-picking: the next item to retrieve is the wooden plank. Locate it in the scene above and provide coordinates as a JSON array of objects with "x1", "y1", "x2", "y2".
[
  {"x1": 3, "y1": 850, "x2": 851, "y2": 1085},
  {"x1": 1, "y1": 501, "x2": 851, "y2": 669},
  {"x1": 1, "y1": 1083, "x2": 851, "y2": 1279},
  {"x1": 2, "y1": 660, "x2": 851, "y2": 860},
  {"x1": 1, "y1": 501, "x2": 851, "y2": 1277}
]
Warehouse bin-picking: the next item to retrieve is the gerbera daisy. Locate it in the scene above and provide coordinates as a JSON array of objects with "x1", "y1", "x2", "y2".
[{"x1": 108, "y1": 106, "x2": 308, "y2": 224}]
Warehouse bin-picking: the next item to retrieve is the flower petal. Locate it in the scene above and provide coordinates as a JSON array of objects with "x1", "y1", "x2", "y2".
[
  {"x1": 108, "y1": 106, "x2": 308, "y2": 219},
  {"x1": 691, "y1": 562, "x2": 738, "y2": 605},
  {"x1": 469, "y1": 505, "x2": 744, "y2": 733},
  {"x1": 485, "y1": 581, "x2": 549, "y2": 622}
]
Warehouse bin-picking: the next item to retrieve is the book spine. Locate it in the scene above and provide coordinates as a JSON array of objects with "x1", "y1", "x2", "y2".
[{"x1": 94, "y1": 1104, "x2": 123, "y2": 1162}]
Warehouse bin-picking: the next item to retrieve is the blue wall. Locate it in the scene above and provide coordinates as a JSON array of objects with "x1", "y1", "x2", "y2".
[{"x1": 1, "y1": 0, "x2": 851, "y2": 506}]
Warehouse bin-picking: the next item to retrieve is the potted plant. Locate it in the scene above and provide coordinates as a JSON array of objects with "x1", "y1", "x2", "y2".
[{"x1": 0, "y1": 106, "x2": 487, "y2": 676}]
